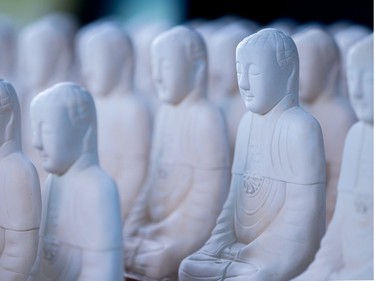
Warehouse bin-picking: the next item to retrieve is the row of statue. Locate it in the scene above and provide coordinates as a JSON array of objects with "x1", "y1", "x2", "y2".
[{"x1": 0, "y1": 11, "x2": 373, "y2": 281}]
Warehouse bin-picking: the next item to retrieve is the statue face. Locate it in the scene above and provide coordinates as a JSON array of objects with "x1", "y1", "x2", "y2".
[
  {"x1": 31, "y1": 103, "x2": 83, "y2": 175},
  {"x1": 236, "y1": 46, "x2": 287, "y2": 114},
  {"x1": 347, "y1": 59, "x2": 373, "y2": 124},
  {"x1": 81, "y1": 41, "x2": 119, "y2": 97},
  {"x1": 209, "y1": 38, "x2": 238, "y2": 96},
  {"x1": 296, "y1": 40, "x2": 325, "y2": 103},
  {"x1": 151, "y1": 42, "x2": 191, "y2": 105},
  {"x1": 22, "y1": 38, "x2": 52, "y2": 89}
]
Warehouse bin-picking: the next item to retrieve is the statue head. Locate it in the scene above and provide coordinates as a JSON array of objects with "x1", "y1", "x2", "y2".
[
  {"x1": 293, "y1": 27, "x2": 340, "y2": 103},
  {"x1": 151, "y1": 25, "x2": 208, "y2": 105},
  {"x1": 347, "y1": 34, "x2": 373, "y2": 124},
  {"x1": 236, "y1": 28, "x2": 299, "y2": 114},
  {"x1": 79, "y1": 21, "x2": 134, "y2": 97},
  {"x1": 30, "y1": 82, "x2": 98, "y2": 175},
  {"x1": 18, "y1": 19, "x2": 72, "y2": 91}
]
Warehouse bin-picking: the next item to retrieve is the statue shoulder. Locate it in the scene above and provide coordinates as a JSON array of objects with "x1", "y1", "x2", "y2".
[{"x1": 0, "y1": 152, "x2": 41, "y2": 230}]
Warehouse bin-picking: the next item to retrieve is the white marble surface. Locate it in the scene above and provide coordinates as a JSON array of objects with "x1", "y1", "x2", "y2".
[
  {"x1": 78, "y1": 20, "x2": 153, "y2": 223},
  {"x1": 123, "y1": 25, "x2": 231, "y2": 281},
  {"x1": 179, "y1": 28, "x2": 326, "y2": 281},
  {"x1": 333, "y1": 23, "x2": 372, "y2": 98},
  {"x1": 29, "y1": 82, "x2": 123, "y2": 281},
  {"x1": 0, "y1": 79, "x2": 41, "y2": 280},
  {"x1": 291, "y1": 32, "x2": 374, "y2": 281}
]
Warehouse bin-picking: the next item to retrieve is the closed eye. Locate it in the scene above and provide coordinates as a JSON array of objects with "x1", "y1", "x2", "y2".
[{"x1": 249, "y1": 64, "x2": 260, "y2": 76}]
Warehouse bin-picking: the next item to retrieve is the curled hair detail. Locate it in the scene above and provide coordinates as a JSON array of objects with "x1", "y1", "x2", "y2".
[{"x1": 237, "y1": 28, "x2": 298, "y2": 68}]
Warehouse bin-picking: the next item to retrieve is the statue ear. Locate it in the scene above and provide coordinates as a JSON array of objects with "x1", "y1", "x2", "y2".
[
  {"x1": 81, "y1": 123, "x2": 94, "y2": 153},
  {"x1": 192, "y1": 59, "x2": 206, "y2": 88},
  {"x1": 4, "y1": 112, "x2": 13, "y2": 141},
  {"x1": 287, "y1": 65, "x2": 298, "y2": 94}
]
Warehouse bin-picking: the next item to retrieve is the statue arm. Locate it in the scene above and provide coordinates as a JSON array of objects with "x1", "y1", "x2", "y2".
[
  {"x1": 290, "y1": 202, "x2": 343, "y2": 281},
  {"x1": 124, "y1": 108, "x2": 233, "y2": 277},
  {"x1": 123, "y1": 179, "x2": 152, "y2": 270},
  {"x1": 78, "y1": 248, "x2": 123, "y2": 281},
  {"x1": 137, "y1": 167, "x2": 230, "y2": 241},
  {"x1": 123, "y1": 168, "x2": 153, "y2": 236},
  {"x1": 27, "y1": 176, "x2": 52, "y2": 281},
  {"x1": 25, "y1": 237, "x2": 41, "y2": 281},
  {"x1": 122, "y1": 130, "x2": 159, "y2": 273},
  {"x1": 123, "y1": 168, "x2": 234, "y2": 279},
  {"x1": 137, "y1": 107, "x2": 233, "y2": 249},
  {"x1": 76, "y1": 175, "x2": 123, "y2": 280},
  {"x1": 291, "y1": 126, "x2": 360, "y2": 281},
  {"x1": 5, "y1": 155, "x2": 41, "y2": 230},
  {"x1": 0, "y1": 156, "x2": 41, "y2": 281},
  {"x1": 0, "y1": 228, "x2": 39, "y2": 281},
  {"x1": 123, "y1": 109, "x2": 164, "y2": 236},
  {"x1": 195, "y1": 111, "x2": 253, "y2": 255},
  {"x1": 237, "y1": 113, "x2": 327, "y2": 270},
  {"x1": 196, "y1": 187, "x2": 237, "y2": 256}
]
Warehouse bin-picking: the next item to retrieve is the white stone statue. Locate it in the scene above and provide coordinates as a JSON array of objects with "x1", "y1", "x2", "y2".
[
  {"x1": 123, "y1": 25, "x2": 231, "y2": 281},
  {"x1": 179, "y1": 28, "x2": 326, "y2": 281},
  {"x1": 78, "y1": 21, "x2": 152, "y2": 223},
  {"x1": 293, "y1": 27, "x2": 358, "y2": 225},
  {"x1": 0, "y1": 79, "x2": 41, "y2": 280},
  {"x1": 207, "y1": 22, "x2": 254, "y2": 165},
  {"x1": 291, "y1": 32, "x2": 374, "y2": 281},
  {"x1": 29, "y1": 82, "x2": 123, "y2": 281}
]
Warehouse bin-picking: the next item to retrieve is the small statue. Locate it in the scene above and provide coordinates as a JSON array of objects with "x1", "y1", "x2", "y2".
[
  {"x1": 179, "y1": 28, "x2": 326, "y2": 281},
  {"x1": 123, "y1": 25, "x2": 231, "y2": 281},
  {"x1": 29, "y1": 82, "x2": 123, "y2": 281},
  {"x1": 78, "y1": 21, "x2": 152, "y2": 223}
]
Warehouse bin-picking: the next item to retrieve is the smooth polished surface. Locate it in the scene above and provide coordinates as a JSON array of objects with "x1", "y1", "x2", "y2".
[
  {"x1": 179, "y1": 28, "x2": 326, "y2": 281},
  {"x1": 78, "y1": 21, "x2": 152, "y2": 223},
  {"x1": 291, "y1": 33, "x2": 374, "y2": 281},
  {"x1": 29, "y1": 82, "x2": 123, "y2": 281},
  {"x1": 0, "y1": 79, "x2": 41, "y2": 281},
  {"x1": 123, "y1": 25, "x2": 231, "y2": 281},
  {"x1": 333, "y1": 24, "x2": 372, "y2": 98}
]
